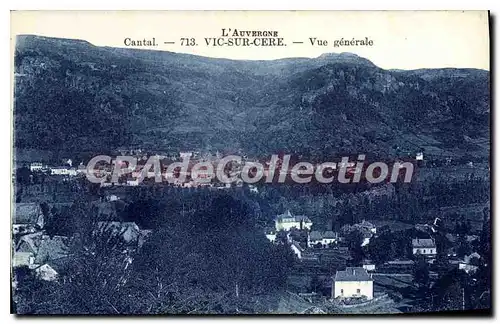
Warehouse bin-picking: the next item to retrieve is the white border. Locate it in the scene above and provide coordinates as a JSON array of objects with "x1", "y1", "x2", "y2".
[{"x1": 1, "y1": 1, "x2": 496, "y2": 323}]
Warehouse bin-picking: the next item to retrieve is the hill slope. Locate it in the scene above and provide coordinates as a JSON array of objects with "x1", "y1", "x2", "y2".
[{"x1": 13, "y1": 35, "x2": 490, "y2": 160}]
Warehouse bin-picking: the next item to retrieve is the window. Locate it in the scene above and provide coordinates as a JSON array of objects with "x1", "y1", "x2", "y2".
[
  {"x1": 340, "y1": 289, "x2": 344, "y2": 295},
  {"x1": 356, "y1": 289, "x2": 361, "y2": 294},
  {"x1": 423, "y1": 249, "x2": 426, "y2": 254}
]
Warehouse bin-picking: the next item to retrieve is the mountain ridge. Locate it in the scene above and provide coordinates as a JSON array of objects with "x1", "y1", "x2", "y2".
[{"x1": 13, "y1": 35, "x2": 490, "y2": 160}]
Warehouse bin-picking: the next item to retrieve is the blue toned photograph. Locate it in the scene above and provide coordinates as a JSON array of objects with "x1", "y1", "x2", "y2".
[{"x1": 10, "y1": 10, "x2": 491, "y2": 315}]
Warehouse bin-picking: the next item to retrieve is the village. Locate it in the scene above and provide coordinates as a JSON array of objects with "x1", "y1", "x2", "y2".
[
  {"x1": 11, "y1": 150, "x2": 490, "y2": 313},
  {"x1": 262, "y1": 210, "x2": 487, "y2": 313}
]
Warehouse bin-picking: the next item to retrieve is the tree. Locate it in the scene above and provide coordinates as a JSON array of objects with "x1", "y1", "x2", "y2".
[
  {"x1": 345, "y1": 229, "x2": 364, "y2": 266},
  {"x1": 413, "y1": 256, "x2": 430, "y2": 290},
  {"x1": 14, "y1": 226, "x2": 137, "y2": 314},
  {"x1": 16, "y1": 167, "x2": 32, "y2": 186},
  {"x1": 368, "y1": 233, "x2": 394, "y2": 264},
  {"x1": 456, "y1": 235, "x2": 472, "y2": 258},
  {"x1": 310, "y1": 274, "x2": 322, "y2": 293}
]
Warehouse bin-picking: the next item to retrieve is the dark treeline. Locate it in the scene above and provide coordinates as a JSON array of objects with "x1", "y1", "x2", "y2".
[
  {"x1": 14, "y1": 166, "x2": 489, "y2": 314},
  {"x1": 14, "y1": 192, "x2": 295, "y2": 314},
  {"x1": 39, "y1": 169, "x2": 490, "y2": 235}
]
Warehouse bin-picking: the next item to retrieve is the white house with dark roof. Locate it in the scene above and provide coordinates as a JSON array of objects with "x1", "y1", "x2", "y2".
[
  {"x1": 275, "y1": 210, "x2": 312, "y2": 231},
  {"x1": 29, "y1": 162, "x2": 44, "y2": 172},
  {"x1": 412, "y1": 238, "x2": 437, "y2": 257},
  {"x1": 333, "y1": 267, "x2": 373, "y2": 300},
  {"x1": 265, "y1": 232, "x2": 277, "y2": 243},
  {"x1": 308, "y1": 230, "x2": 338, "y2": 247}
]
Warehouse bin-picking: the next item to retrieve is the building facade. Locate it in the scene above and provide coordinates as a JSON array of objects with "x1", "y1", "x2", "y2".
[
  {"x1": 308, "y1": 230, "x2": 338, "y2": 247},
  {"x1": 333, "y1": 267, "x2": 373, "y2": 300},
  {"x1": 275, "y1": 210, "x2": 313, "y2": 231},
  {"x1": 412, "y1": 238, "x2": 437, "y2": 256}
]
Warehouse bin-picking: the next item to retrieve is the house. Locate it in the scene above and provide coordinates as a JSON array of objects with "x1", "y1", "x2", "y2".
[
  {"x1": 34, "y1": 235, "x2": 70, "y2": 264},
  {"x1": 16, "y1": 232, "x2": 44, "y2": 254},
  {"x1": 459, "y1": 252, "x2": 481, "y2": 274},
  {"x1": 362, "y1": 262, "x2": 376, "y2": 272},
  {"x1": 50, "y1": 167, "x2": 77, "y2": 176},
  {"x1": 34, "y1": 263, "x2": 59, "y2": 281},
  {"x1": 96, "y1": 221, "x2": 141, "y2": 244},
  {"x1": 265, "y1": 232, "x2": 277, "y2": 243},
  {"x1": 333, "y1": 267, "x2": 373, "y2": 300},
  {"x1": 34, "y1": 258, "x2": 70, "y2": 282},
  {"x1": 13, "y1": 203, "x2": 44, "y2": 234},
  {"x1": 308, "y1": 231, "x2": 323, "y2": 246},
  {"x1": 275, "y1": 210, "x2": 313, "y2": 231},
  {"x1": 308, "y1": 230, "x2": 339, "y2": 247},
  {"x1": 412, "y1": 238, "x2": 437, "y2": 257},
  {"x1": 29, "y1": 162, "x2": 43, "y2": 172},
  {"x1": 12, "y1": 251, "x2": 35, "y2": 268},
  {"x1": 15, "y1": 233, "x2": 69, "y2": 269}
]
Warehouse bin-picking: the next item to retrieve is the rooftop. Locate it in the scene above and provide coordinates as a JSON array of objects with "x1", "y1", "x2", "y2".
[
  {"x1": 276, "y1": 210, "x2": 311, "y2": 223},
  {"x1": 97, "y1": 221, "x2": 140, "y2": 233},
  {"x1": 412, "y1": 238, "x2": 436, "y2": 248},
  {"x1": 309, "y1": 231, "x2": 323, "y2": 241},
  {"x1": 34, "y1": 235, "x2": 70, "y2": 264},
  {"x1": 334, "y1": 267, "x2": 372, "y2": 282},
  {"x1": 14, "y1": 203, "x2": 42, "y2": 224},
  {"x1": 323, "y1": 231, "x2": 337, "y2": 239},
  {"x1": 309, "y1": 230, "x2": 338, "y2": 241}
]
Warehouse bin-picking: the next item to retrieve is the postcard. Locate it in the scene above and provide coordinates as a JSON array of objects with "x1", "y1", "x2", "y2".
[{"x1": 10, "y1": 10, "x2": 491, "y2": 315}]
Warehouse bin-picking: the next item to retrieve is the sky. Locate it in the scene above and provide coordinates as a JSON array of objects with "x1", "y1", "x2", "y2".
[{"x1": 11, "y1": 10, "x2": 490, "y2": 70}]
